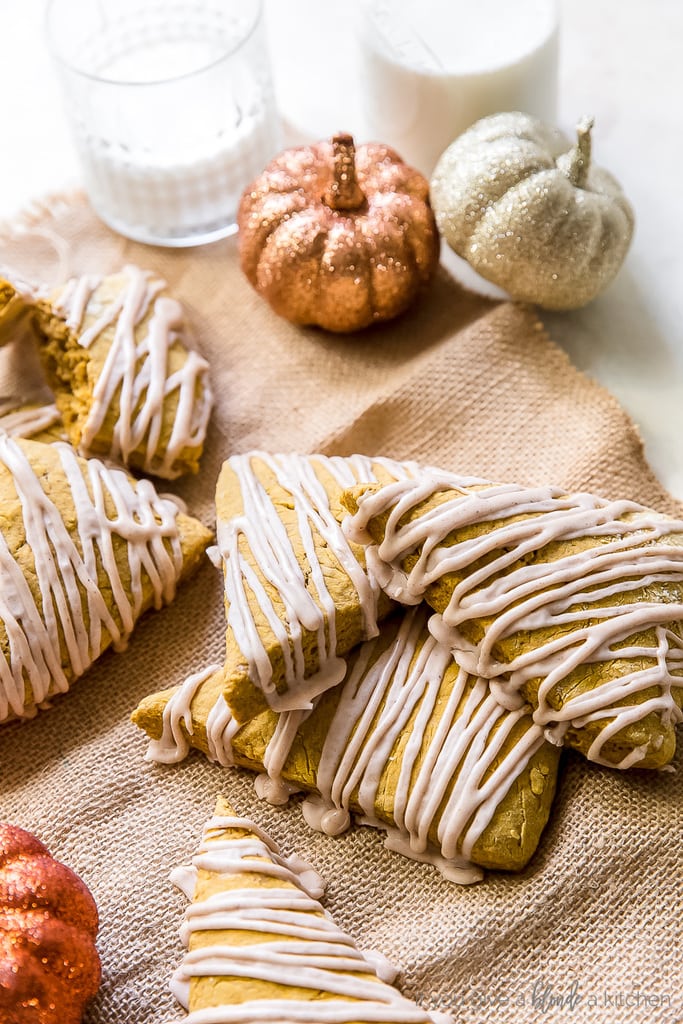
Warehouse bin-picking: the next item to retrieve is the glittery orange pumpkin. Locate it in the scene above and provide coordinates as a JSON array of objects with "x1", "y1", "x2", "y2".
[
  {"x1": 0, "y1": 824, "x2": 101, "y2": 1023},
  {"x1": 238, "y1": 133, "x2": 440, "y2": 333}
]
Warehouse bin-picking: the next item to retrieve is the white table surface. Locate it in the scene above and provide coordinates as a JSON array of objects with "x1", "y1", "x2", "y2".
[{"x1": 2, "y1": 0, "x2": 682, "y2": 500}]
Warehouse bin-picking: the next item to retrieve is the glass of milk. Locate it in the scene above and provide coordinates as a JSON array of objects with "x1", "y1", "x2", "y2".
[
  {"x1": 360, "y1": 0, "x2": 559, "y2": 175},
  {"x1": 46, "y1": 0, "x2": 281, "y2": 246}
]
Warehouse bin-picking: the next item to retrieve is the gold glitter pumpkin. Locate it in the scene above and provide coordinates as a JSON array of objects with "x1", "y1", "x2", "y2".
[
  {"x1": 430, "y1": 112, "x2": 635, "y2": 310},
  {"x1": 0, "y1": 823, "x2": 101, "y2": 1022},
  {"x1": 238, "y1": 133, "x2": 440, "y2": 332}
]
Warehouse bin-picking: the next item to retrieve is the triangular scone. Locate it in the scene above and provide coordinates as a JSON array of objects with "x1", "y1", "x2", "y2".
[
  {"x1": 170, "y1": 796, "x2": 452, "y2": 1023},
  {"x1": 134, "y1": 607, "x2": 560, "y2": 877},
  {"x1": 34, "y1": 265, "x2": 213, "y2": 479},
  {"x1": 341, "y1": 472, "x2": 683, "y2": 769},
  {"x1": 0, "y1": 434, "x2": 211, "y2": 722},
  {"x1": 216, "y1": 453, "x2": 421, "y2": 722}
]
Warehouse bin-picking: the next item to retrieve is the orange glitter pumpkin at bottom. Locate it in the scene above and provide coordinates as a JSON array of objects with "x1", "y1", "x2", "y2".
[
  {"x1": 0, "y1": 824, "x2": 101, "y2": 1023},
  {"x1": 238, "y1": 133, "x2": 440, "y2": 333}
]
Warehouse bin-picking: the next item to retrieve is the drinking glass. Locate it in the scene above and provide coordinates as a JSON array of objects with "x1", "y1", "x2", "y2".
[
  {"x1": 359, "y1": 0, "x2": 560, "y2": 175},
  {"x1": 47, "y1": 0, "x2": 281, "y2": 246}
]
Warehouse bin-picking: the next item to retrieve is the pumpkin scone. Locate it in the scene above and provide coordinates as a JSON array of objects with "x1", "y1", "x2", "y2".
[
  {"x1": 134, "y1": 606, "x2": 560, "y2": 879},
  {"x1": 34, "y1": 264, "x2": 213, "y2": 479},
  {"x1": 341, "y1": 470, "x2": 683, "y2": 769},
  {"x1": 215, "y1": 452, "x2": 421, "y2": 723},
  {"x1": 0, "y1": 434, "x2": 211, "y2": 722},
  {"x1": 170, "y1": 796, "x2": 453, "y2": 1022}
]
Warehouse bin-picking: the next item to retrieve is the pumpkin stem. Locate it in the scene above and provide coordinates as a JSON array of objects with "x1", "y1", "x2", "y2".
[
  {"x1": 566, "y1": 117, "x2": 594, "y2": 188},
  {"x1": 324, "y1": 133, "x2": 365, "y2": 211}
]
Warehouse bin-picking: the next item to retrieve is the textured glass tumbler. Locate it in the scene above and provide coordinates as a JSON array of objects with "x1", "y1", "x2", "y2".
[{"x1": 47, "y1": 0, "x2": 280, "y2": 246}]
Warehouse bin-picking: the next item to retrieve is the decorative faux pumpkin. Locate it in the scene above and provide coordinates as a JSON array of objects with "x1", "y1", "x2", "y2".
[
  {"x1": 0, "y1": 824, "x2": 101, "y2": 1023},
  {"x1": 238, "y1": 132, "x2": 440, "y2": 332},
  {"x1": 430, "y1": 112, "x2": 635, "y2": 310}
]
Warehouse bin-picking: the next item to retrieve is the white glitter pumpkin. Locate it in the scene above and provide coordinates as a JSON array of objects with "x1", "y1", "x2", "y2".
[{"x1": 430, "y1": 112, "x2": 635, "y2": 310}]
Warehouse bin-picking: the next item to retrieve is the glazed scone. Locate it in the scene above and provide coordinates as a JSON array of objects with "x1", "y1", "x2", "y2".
[
  {"x1": 134, "y1": 607, "x2": 560, "y2": 878},
  {"x1": 34, "y1": 265, "x2": 213, "y2": 479},
  {"x1": 341, "y1": 471, "x2": 683, "y2": 769},
  {"x1": 216, "y1": 452, "x2": 421, "y2": 723},
  {"x1": 170, "y1": 796, "x2": 453, "y2": 1022},
  {"x1": 0, "y1": 434, "x2": 211, "y2": 722}
]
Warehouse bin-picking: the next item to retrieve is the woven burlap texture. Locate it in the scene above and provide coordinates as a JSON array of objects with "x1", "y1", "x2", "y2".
[{"x1": 0, "y1": 194, "x2": 680, "y2": 1024}]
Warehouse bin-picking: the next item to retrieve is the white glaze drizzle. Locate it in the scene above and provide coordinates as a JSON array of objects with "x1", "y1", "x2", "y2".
[
  {"x1": 301, "y1": 604, "x2": 544, "y2": 882},
  {"x1": 171, "y1": 812, "x2": 451, "y2": 1024},
  {"x1": 144, "y1": 664, "x2": 232, "y2": 765},
  {"x1": 143, "y1": 663, "x2": 303, "y2": 804},
  {"x1": 52, "y1": 264, "x2": 213, "y2": 479},
  {"x1": 0, "y1": 403, "x2": 62, "y2": 439},
  {"x1": 218, "y1": 453, "x2": 418, "y2": 713},
  {"x1": 344, "y1": 472, "x2": 683, "y2": 766},
  {"x1": 0, "y1": 432, "x2": 184, "y2": 720}
]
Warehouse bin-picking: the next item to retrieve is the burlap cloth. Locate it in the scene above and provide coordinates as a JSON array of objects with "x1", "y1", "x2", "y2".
[{"x1": 0, "y1": 194, "x2": 680, "y2": 1024}]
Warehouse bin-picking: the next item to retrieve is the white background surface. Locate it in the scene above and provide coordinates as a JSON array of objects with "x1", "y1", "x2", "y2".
[{"x1": 1, "y1": 0, "x2": 682, "y2": 499}]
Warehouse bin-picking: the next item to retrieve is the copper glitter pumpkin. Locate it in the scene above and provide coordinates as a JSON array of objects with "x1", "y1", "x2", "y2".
[
  {"x1": 0, "y1": 824, "x2": 101, "y2": 1023},
  {"x1": 238, "y1": 133, "x2": 440, "y2": 332}
]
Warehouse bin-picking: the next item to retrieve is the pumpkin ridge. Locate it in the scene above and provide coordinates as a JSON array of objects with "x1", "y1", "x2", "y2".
[
  {"x1": 238, "y1": 192, "x2": 309, "y2": 285},
  {"x1": 432, "y1": 145, "x2": 558, "y2": 246},
  {"x1": 588, "y1": 206, "x2": 627, "y2": 276},
  {"x1": 0, "y1": 853, "x2": 99, "y2": 934},
  {"x1": 402, "y1": 201, "x2": 441, "y2": 279},
  {"x1": 257, "y1": 214, "x2": 330, "y2": 326}
]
